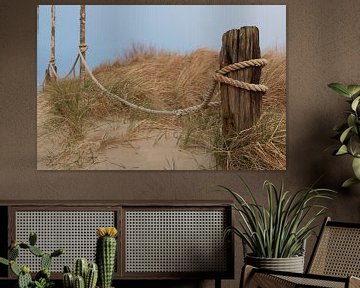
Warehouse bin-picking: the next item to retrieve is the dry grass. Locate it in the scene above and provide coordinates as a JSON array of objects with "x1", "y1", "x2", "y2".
[{"x1": 38, "y1": 45, "x2": 286, "y2": 170}]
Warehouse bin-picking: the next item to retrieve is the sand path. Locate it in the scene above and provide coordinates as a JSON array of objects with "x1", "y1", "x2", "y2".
[
  {"x1": 37, "y1": 94, "x2": 217, "y2": 170},
  {"x1": 85, "y1": 120, "x2": 216, "y2": 170}
]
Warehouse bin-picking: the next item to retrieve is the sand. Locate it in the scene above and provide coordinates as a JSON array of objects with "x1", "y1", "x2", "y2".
[{"x1": 37, "y1": 94, "x2": 217, "y2": 170}]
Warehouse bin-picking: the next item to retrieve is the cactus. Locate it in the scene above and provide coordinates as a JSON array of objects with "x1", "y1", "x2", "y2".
[
  {"x1": 96, "y1": 227, "x2": 118, "y2": 288},
  {"x1": 85, "y1": 263, "x2": 98, "y2": 288},
  {"x1": 9, "y1": 246, "x2": 19, "y2": 260},
  {"x1": 63, "y1": 272, "x2": 74, "y2": 288},
  {"x1": 0, "y1": 232, "x2": 64, "y2": 288},
  {"x1": 63, "y1": 260, "x2": 98, "y2": 288},
  {"x1": 64, "y1": 265, "x2": 72, "y2": 273},
  {"x1": 41, "y1": 253, "x2": 52, "y2": 270},
  {"x1": 29, "y1": 232, "x2": 37, "y2": 246},
  {"x1": 74, "y1": 258, "x2": 88, "y2": 279},
  {"x1": 74, "y1": 275, "x2": 85, "y2": 288},
  {"x1": 29, "y1": 245, "x2": 44, "y2": 257},
  {"x1": 18, "y1": 270, "x2": 32, "y2": 288},
  {"x1": 35, "y1": 268, "x2": 50, "y2": 282},
  {"x1": 19, "y1": 243, "x2": 29, "y2": 249},
  {"x1": 10, "y1": 260, "x2": 20, "y2": 276},
  {"x1": 51, "y1": 248, "x2": 64, "y2": 257}
]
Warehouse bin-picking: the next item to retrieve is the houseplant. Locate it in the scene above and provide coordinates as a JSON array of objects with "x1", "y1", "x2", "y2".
[
  {"x1": 62, "y1": 258, "x2": 98, "y2": 288},
  {"x1": 96, "y1": 227, "x2": 118, "y2": 288},
  {"x1": 0, "y1": 232, "x2": 63, "y2": 288},
  {"x1": 222, "y1": 179, "x2": 334, "y2": 273},
  {"x1": 328, "y1": 82, "x2": 360, "y2": 187}
]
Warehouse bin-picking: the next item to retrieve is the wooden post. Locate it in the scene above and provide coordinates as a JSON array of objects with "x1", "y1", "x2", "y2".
[
  {"x1": 79, "y1": 5, "x2": 87, "y2": 86},
  {"x1": 48, "y1": 5, "x2": 57, "y2": 82},
  {"x1": 219, "y1": 26, "x2": 262, "y2": 135}
]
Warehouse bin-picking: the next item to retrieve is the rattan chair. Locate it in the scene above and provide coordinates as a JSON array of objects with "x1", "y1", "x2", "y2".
[{"x1": 241, "y1": 217, "x2": 360, "y2": 288}]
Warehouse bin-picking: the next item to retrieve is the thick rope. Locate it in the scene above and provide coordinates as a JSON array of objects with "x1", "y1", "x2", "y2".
[
  {"x1": 49, "y1": 62, "x2": 59, "y2": 79},
  {"x1": 79, "y1": 51, "x2": 220, "y2": 116},
  {"x1": 64, "y1": 54, "x2": 80, "y2": 79},
  {"x1": 53, "y1": 51, "x2": 268, "y2": 116},
  {"x1": 214, "y1": 58, "x2": 268, "y2": 92}
]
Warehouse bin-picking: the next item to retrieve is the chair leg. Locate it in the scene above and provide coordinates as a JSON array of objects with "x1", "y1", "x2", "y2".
[
  {"x1": 215, "y1": 278, "x2": 221, "y2": 288},
  {"x1": 240, "y1": 265, "x2": 255, "y2": 288}
]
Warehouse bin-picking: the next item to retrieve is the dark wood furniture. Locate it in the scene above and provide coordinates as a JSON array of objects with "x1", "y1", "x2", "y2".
[{"x1": 0, "y1": 201, "x2": 234, "y2": 288}]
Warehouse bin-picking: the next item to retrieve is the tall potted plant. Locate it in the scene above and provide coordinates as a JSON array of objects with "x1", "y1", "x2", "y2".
[
  {"x1": 328, "y1": 83, "x2": 360, "y2": 187},
  {"x1": 222, "y1": 179, "x2": 334, "y2": 273}
]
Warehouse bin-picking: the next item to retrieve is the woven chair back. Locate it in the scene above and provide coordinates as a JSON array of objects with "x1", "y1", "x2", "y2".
[{"x1": 308, "y1": 218, "x2": 360, "y2": 278}]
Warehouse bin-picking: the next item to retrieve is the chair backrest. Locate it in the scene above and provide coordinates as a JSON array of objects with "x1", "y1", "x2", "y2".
[{"x1": 307, "y1": 217, "x2": 360, "y2": 277}]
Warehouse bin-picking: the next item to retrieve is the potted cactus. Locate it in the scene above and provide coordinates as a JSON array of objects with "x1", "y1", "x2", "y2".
[
  {"x1": 62, "y1": 258, "x2": 98, "y2": 288},
  {"x1": 96, "y1": 227, "x2": 118, "y2": 288},
  {"x1": 0, "y1": 232, "x2": 63, "y2": 288}
]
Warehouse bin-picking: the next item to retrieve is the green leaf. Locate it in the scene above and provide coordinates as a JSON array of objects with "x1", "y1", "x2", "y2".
[
  {"x1": 328, "y1": 83, "x2": 351, "y2": 97},
  {"x1": 347, "y1": 85, "x2": 360, "y2": 97},
  {"x1": 336, "y1": 145, "x2": 348, "y2": 155},
  {"x1": 342, "y1": 177, "x2": 360, "y2": 188},
  {"x1": 351, "y1": 96, "x2": 360, "y2": 111},
  {"x1": 0, "y1": 257, "x2": 9, "y2": 266},
  {"x1": 352, "y1": 157, "x2": 360, "y2": 179},
  {"x1": 223, "y1": 179, "x2": 335, "y2": 258},
  {"x1": 333, "y1": 122, "x2": 348, "y2": 132},
  {"x1": 340, "y1": 127, "x2": 352, "y2": 143},
  {"x1": 348, "y1": 135, "x2": 360, "y2": 156},
  {"x1": 347, "y1": 114, "x2": 356, "y2": 128}
]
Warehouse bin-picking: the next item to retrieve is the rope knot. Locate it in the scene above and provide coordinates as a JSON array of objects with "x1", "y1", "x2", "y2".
[{"x1": 79, "y1": 44, "x2": 88, "y2": 53}]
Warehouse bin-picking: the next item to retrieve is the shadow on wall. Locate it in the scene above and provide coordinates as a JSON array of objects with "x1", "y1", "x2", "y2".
[{"x1": 304, "y1": 109, "x2": 360, "y2": 220}]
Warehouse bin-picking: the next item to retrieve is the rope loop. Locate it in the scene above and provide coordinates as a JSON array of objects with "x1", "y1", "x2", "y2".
[{"x1": 215, "y1": 58, "x2": 268, "y2": 92}]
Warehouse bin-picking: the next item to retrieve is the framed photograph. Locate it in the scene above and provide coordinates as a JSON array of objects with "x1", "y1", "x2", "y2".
[{"x1": 37, "y1": 5, "x2": 286, "y2": 170}]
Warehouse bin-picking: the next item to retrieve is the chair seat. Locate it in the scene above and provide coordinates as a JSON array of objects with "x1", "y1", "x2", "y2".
[
  {"x1": 277, "y1": 274, "x2": 346, "y2": 288},
  {"x1": 243, "y1": 266, "x2": 359, "y2": 288}
]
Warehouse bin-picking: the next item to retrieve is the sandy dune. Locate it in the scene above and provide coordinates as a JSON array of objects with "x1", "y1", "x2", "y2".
[{"x1": 37, "y1": 94, "x2": 217, "y2": 170}]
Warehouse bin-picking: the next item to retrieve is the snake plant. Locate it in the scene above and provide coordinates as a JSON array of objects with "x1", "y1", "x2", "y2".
[
  {"x1": 328, "y1": 83, "x2": 360, "y2": 187},
  {"x1": 222, "y1": 178, "x2": 334, "y2": 258}
]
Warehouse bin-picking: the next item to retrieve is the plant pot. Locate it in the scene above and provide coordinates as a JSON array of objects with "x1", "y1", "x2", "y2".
[{"x1": 245, "y1": 254, "x2": 305, "y2": 273}]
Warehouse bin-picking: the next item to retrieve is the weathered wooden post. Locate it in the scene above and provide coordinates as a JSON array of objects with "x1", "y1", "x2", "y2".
[
  {"x1": 219, "y1": 26, "x2": 264, "y2": 135},
  {"x1": 79, "y1": 4, "x2": 87, "y2": 86}
]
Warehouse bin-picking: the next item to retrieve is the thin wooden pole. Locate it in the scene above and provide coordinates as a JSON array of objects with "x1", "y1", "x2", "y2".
[
  {"x1": 48, "y1": 5, "x2": 57, "y2": 82},
  {"x1": 79, "y1": 5, "x2": 87, "y2": 86},
  {"x1": 219, "y1": 26, "x2": 263, "y2": 135}
]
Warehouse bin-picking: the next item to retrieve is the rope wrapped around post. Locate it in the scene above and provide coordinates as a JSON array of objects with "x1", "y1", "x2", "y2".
[{"x1": 214, "y1": 58, "x2": 268, "y2": 92}]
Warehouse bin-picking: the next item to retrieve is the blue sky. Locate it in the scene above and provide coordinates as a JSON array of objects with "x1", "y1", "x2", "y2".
[{"x1": 37, "y1": 5, "x2": 286, "y2": 85}]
